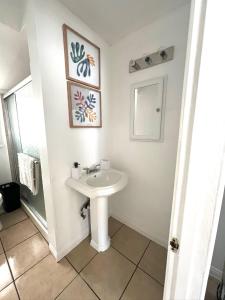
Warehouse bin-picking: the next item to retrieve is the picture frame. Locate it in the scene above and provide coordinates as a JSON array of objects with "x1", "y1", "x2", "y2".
[
  {"x1": 67, "y1": 81, "x2": 102, "y2": 128},
  {"x1": 63, "y1": 24, "x2": 101, "y2": 90}
]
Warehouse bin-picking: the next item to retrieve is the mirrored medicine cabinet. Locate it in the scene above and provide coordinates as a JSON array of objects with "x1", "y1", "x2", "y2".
[{"x1": 130, "y1": 76, "x2": 166, "y2": 141}]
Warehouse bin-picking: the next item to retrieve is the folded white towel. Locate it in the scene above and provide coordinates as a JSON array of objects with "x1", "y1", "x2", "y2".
[{"x1": 17, "y1": 153, "x2": 39, "y2": 196}]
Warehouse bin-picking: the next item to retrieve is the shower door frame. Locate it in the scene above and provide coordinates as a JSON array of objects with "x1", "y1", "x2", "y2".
[
  {"x1": 2, "y1": 77, "x2": 33, "y2": 183},
  {"x1": 2, "y1": 76, "x2": 48, "y2": 239},
  {"x1": 2, "y1": 93, "x2": 21, "y2": 183}
]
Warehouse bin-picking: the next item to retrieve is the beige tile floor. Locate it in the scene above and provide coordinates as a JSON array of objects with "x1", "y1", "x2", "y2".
[
  {"x1": 204, "y1": 276, "x2": 219, "y2": 300},
  {"x1": 0, "y1": 210, "x2": 167, "y2": 299},
  {"x1": 0, "y1": 209, "x2": 217, "y2": 299}
]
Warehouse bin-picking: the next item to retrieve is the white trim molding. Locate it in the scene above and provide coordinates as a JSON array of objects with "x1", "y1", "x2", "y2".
[
  {"x1": 21, "y1": 199, "x2": 48, "y2": 241},
  {"x1": 110, "y1": 213, "x2": 168, "y2": 248},
  {"x1": 49, "y1": 228, "x2": 90, "y2": 262},
  {"x1": 3, "y1": 75, "x2": 32, "y2": 99},
  {"x1": 164, "y1": 0, "x2": 225, "y2": 298}
]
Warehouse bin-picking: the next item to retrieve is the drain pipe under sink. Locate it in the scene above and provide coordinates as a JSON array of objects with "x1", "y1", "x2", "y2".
[{"x1": 80, "y1": 198, "x2": 90, "y2": 219}]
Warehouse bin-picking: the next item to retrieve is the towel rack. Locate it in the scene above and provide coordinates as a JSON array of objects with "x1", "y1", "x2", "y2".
[{"x1": 33, "y1": 159, "x2": 40, "y2": 196}]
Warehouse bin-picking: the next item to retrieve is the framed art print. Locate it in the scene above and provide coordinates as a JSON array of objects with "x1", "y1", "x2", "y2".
[
  {"x1": 67, "y1": 81, "x2": 102, "y2": 128},
  {"x1": 63, "y1": 24, "x2": 101, "y2": 90}
]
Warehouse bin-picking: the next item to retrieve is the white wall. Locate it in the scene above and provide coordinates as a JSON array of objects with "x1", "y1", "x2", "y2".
[
  {"x1": 24, "y1": 0, "x2": 111, "y2": 258},
  {"x1": 0, "y1": 23, "x2": 30, "y2": 93},
  {"x1": 0, "y1": 97, "x2": 11, "y2": 185},
  {"x1": 24, "y1": 0, "x2": 189, "y2": 257},
  {"x1": 109, "y1": 5, "x2": 190, "y2": 247},
  {"x1": 211, "y1": 189, "x2": 225, "y2": 279}
]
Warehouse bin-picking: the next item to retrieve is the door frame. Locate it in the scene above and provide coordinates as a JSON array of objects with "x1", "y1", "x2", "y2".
[{"x1": 164, "y1": 0, "x2": 225, "y2": 298}]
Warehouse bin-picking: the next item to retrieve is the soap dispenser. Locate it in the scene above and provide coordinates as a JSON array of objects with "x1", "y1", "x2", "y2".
[{"x1": 71, "y1": 162, "x2": 81, "y2": 179}]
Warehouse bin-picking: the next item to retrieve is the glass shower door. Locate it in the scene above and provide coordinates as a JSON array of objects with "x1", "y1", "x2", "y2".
[{"x1": 4, "y1": 81, "x2": 46, "y2": 225}]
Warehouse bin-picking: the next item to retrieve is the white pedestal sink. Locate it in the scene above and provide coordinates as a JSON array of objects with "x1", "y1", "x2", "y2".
[{"x1": 66, "y1": 169, "x2": 128, "y2": 252}]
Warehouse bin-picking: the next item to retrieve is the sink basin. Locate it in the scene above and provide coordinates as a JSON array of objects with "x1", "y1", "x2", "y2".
[
  {"x1": 66, "y1": 168, "x2": 127, "y2": 199},
  {"x1": 66, "y1": 168, "x2": 128, "y2": 252},
  {"x1": 87, "y1": 171, "x2": 122, "y2": 187}
]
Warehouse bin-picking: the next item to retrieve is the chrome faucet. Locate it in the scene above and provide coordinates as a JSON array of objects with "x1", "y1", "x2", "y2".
[{"x1": 83, "y1": 164, "x2": 100, "y2": 174}]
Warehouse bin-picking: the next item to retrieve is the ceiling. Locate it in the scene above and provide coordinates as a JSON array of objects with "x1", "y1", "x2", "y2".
[
  {"x1": 0, "y1": 0, "x2": 26, "y2": 31},
  {"x1": 0, "y1": 0, "x2": 29, "y2": 93},
  {"x1": 0, "y1": 0, "x2": 190, "y2": 92},
  {"x1": 0, "y1": 23, "x2": 30, "y2": 93},
  {"x1": 60, "y1": 0, "x2": 190, "y2": 44}
]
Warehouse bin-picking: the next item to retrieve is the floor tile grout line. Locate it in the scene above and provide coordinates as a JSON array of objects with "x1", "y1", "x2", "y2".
[
  {"x1": 0, "y1": 212, "x2": 51, "y2": 299},
  {"x1": 138, "y1": 240, "x2": 151, "y2": 265},
  {"x1": 0, "y1": 279, "x2": 9, "y2": 291},
  {"x1": 0, "y1": 211, "x2": 44, "y2": 240},
  {"x1": 17, "y1": 208, "x2": 49, "y2": 245},
  {"x1": 110, "y1": 220, "x2": 167, "y2": 288},
  {"x1": 3, "y1": 218, "x2": 52, "y2": 284},
  {"x1": 13, "y1": 252, "x2": 50, "y2": 282},
  {"x1": 111, "y1": 231, "x2": 151, "y2": 266},
  {"x1": 1, "y1": 212, "x2": 164, "y2": 299},
  {"x1": 5, "y1": 227, "x2": 49, "y2": 282},
  {"x1": 119, "y1": 265, "x2": 137, "y2": 300},
  {"x1": 12, "y1": 281, "x2": 20, "y2": 300},
  {"x1": 111, "y1": 245, "x2": 138, "y2": 266},
  {"x1": 0, "y1": 208, "x2": 29, "y2": 226},
  {"x1": 65, "y1": 256, "x2": 100, "y2": 299},
  {"x1": 79, "y1": 271, "x2": 101, "y2": 300},
  {"x1": 137, "y1": 265, "x2": 164, "y2": 287},
  {"x1": 78, "y1": 252, "x2": 99, "y2": 274},
  {"x1": 135, "y1": 239, "x2": 165, "y2": 287},
  {"x1": 65, "y1": 220, "x2": 125, "y2": 274},
  {"x1": 66, "y1": 226, "x2": 161, "y2": 299},
  {"x1": 0, "y1": 212, "x2": 43, "y2": 300},
  {"x1": 110, "y1": 223, "x2": 124, "y2": 239},
  {"x1": 0, "y1": 238, "x2": 14, "y2": 278},
  {"x1": 0, "y1": 209, "x2": 28, "y2": 229},
  {"x1": 111, "y1": 237, "x2": 164, "y2": 289},
  {"x1": 118, "y1": 240, "x2": 151, "y2": 300},
  {"x1": 0, "y1": 238, "x2": 21, "y2": 299},
  {"x1": 137, "y1": 240, "x2": 164, "y2": 287},
  {"x1": 54, "y1": 273, "x2": 78, "y2": 299},
  {"x1": 3, "y1": 231, "x2": 40, "y2": 253},
  {"x1": 65, "y1": 256, "x2": 81, "y2": 274},
  {"x1": 0, "y1": 216, "x2": 28, "y2": 232},
  {"x1": 65, "y1": 235, "x2": 151, "y2": 300},
  {"x1": 0, "y1": 282, "x2": 14, "y2": 294},
  {"x1": 65, "y1": 250, "x2": 97, "y2": 275}
]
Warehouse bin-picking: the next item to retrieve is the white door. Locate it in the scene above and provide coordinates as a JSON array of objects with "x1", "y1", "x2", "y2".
[{"x1": 163, "y1": 0, "x2": 225, "y2": 299}]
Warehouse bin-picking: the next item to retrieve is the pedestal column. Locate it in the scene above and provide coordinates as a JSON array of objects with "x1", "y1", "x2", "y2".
[{"x1": 90, "y1": 196, "x2": 110, "y2": 252}]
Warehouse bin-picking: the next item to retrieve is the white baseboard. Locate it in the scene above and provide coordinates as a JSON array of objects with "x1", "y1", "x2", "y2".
[
  {"x1": 50, "y1": 212, "x2": 168, "y2": 261},
  {"x1": 49, "y1": 227, "x2": 90, "y2": 262},
  {"x1": 210, "y1": 265, "x2": 223, "y2": 281},
  {"x1": 49, "y1": 243, "x2": 58, "y2": 259},
  {"x1": 110, "y1": 213, "x2": 168, "y2": 249}
]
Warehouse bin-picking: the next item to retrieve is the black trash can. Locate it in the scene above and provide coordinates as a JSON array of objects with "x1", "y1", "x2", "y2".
[{"x1": 0, "y1": 182, "x2": 20, "y2": 212}]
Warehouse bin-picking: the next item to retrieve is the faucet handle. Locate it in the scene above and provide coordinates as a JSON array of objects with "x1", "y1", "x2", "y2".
[{"x1": 83, "y1": 167, "x2": 89, "y2": 174}]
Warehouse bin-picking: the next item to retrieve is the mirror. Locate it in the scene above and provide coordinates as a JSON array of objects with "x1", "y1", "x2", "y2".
[{"x1": 130, "y1": 77, "x2": 165, "y2": 141}]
